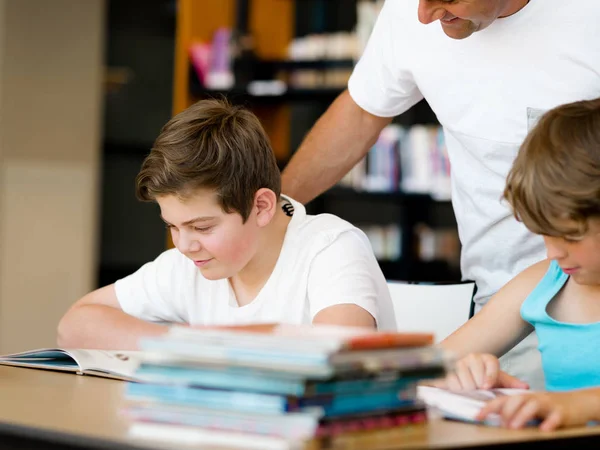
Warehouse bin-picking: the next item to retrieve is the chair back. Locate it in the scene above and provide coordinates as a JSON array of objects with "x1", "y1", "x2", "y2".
[{"x1": 387, "y1": 281, "x2": 475, "y2": 343}]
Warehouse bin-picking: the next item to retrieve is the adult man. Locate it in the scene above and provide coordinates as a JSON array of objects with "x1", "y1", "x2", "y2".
[{"x1": 281, "y1": 0, "x2": 600, "y2": 389}]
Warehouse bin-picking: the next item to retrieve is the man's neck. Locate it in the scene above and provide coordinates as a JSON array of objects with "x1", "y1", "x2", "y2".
[
  {"x1": 499, "y1": 0, "x2": 530, "y2": 18},
  {"x1": 229, "y1": 206, "x2": 291, "y2": 306}
]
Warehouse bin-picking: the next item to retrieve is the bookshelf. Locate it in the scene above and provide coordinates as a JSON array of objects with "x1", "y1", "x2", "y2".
[
  {"x1": 171, "y1": 0, "x2": 461, "y2": 282},
  {"x1": 173, "y1": 0, "x2": 294, "y2": 162}
]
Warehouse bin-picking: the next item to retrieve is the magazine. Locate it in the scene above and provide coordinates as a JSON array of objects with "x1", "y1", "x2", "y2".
[{"x1": 0, "y1": 348, "x2": 142, "y2": 381}]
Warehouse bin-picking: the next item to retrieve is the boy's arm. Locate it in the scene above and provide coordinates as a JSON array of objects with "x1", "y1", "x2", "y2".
[
  {"x1": 441, "y1": 259, "x2": 551, "y2": 358},
  {"x1": 313, "y1": 303, "x2": 375, "y2": 328},
  {"x1": 308, "y1": 230, "x2": 389, "y2": 330},
  {"x1": 57, "y1": 284, "x2": 169, "y2": 350}
]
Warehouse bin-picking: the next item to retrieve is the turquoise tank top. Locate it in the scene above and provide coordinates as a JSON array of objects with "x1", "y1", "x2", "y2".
[{"x1": 521, "y1": 260, "x2": 600, "y2": 392}]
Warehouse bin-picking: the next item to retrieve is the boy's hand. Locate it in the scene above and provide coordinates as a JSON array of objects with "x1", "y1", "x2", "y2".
[
  {"x1": 434, "y1": 353, "x2": 529, "y2": 391},
  {"x1": 477, "y1": 390, "x2": 600, "y2": 431}
]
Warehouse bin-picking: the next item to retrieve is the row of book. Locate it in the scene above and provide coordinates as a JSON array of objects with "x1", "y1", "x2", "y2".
[
  {"x1": 340, "y1": 124, "x2": 452, "y2": 201},
  {"x1": 358, "y1": 223, "x2": 460, "y2": 268},
  {"x1": 188, "y1": 0, "x2": 384, "y2": 92},
  {"x1": 416, "y1": 224, "x2": 461, "y2": 269},
  {"x1": 359, "y1": 224, "x2": 402, "y2": 262},
  {"x1": 124, "y1": 324, "x2": 450, "y2": 449}
]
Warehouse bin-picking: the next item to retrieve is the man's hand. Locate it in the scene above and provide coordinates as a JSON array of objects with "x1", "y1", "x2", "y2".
[
  {"x1": 477, "y1": 390, "x2": 600, "y2": 431},
  {"x1": 431, "y1": 353, "x2": 529, "y2": 391}
]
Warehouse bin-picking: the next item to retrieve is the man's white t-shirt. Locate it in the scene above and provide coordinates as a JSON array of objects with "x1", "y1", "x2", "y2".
[
  {"x1": 349, "y1": 0, "x2": 600, "y2": 306},
  {"x1": 115, "y1": 196, "x2": 397, "y2": 331}
]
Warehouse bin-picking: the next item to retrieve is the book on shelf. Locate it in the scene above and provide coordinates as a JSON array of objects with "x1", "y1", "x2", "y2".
[
  {"x1": 0, "y1": 348, "x2": 142, "y2": 381},
  {"x1": 339, "y1": 123, "x2": 451, "y2": 200},
  {"x1": 417, "y1": 385, "x2": 535, "y2": 426}
]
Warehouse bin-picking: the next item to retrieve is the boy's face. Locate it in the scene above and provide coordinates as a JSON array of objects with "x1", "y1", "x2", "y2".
[
  {"x1": 543, "y1": 219, "x2": 600, "y2": 286},
  {"x1": 157, "y1": 190, "x2": 260, "y2": 280}
]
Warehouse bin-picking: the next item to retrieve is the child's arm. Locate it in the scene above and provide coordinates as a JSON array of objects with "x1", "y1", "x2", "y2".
[
  {"x1": 436, "y1": 260, "x2": 551, "y2": 389},
  {"x1": 477, "y1": 388, "x2": 600, "y2": 431},
  {"x1": 313, "y1": 303, "x2": 375, "y2": 328},
  {"x1": 307, "y1": 229, "x2": 389, "y2": 330},
  {"x1": 57, "y1": 284, "x2": 169, "y2": 350},
  {"x1": 442, "y1": 259, "x2": 550, "y2": 357}
]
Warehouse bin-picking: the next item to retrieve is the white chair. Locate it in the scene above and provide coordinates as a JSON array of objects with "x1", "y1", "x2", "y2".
[{"x1": 387, "y1": 281, "x2": 475, "y2": 343}]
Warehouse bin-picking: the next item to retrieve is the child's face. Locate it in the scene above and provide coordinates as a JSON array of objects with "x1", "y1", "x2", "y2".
[
  {"x1": 156, "y1": 190, "x2": 261, "y2": 280},
  {"x1": 543, "y1": 219, "x2": 600, "y2": 285}
]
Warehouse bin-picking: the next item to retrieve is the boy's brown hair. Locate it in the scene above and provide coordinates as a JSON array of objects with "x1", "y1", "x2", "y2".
[
  {"x1": 504, "y1": 98, "x2": 600, "y2": 236},
  {"x1": 136, "y1": 99, "x2": 281, "y2": 221}
]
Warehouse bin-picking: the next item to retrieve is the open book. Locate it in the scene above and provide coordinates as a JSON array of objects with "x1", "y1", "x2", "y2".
[
  {"x1": 417, "y1": 386, "x2": 535, "y2": 426},
  {"x1": 0, "y1": 348, "x2": 142, "y2": 381}
]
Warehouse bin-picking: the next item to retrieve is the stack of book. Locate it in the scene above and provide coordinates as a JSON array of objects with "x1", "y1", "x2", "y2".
[{"x1": 124, "y1": 324, "x2": 449, "y2": 449}]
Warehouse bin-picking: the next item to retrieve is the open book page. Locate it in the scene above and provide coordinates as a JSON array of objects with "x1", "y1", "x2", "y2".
[
  {"x1": 417, "y1": 386, "x2": 533, "y2": 426},
  {"x1": 0, "y1": 349, "x2": 81, "y2": 372},
  {"x1": 66, "y1": 349, "x2": 142, "y2": 381},
  {"x1": 0, "y1": 348, "x2": 142, "y2": 381}
]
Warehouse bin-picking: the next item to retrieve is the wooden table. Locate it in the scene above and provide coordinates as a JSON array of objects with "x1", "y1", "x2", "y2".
[{"x1": 1, "y1": 365, "x2": 599, "y2": 450}]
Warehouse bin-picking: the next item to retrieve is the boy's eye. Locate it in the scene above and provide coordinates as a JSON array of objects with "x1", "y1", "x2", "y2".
[{"x1": 194, "y1": 226, "x2": 213, "y2": 233}]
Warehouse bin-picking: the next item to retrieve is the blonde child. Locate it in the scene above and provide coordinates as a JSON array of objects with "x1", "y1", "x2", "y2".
[{"x1": 436, "y1": 98, "x2": 600, "y2": 430}]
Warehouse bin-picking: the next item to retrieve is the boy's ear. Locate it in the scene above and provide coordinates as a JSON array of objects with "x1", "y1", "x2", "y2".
[{"x1": 253, "y1": 188, "x2": 277, "y2": 227}]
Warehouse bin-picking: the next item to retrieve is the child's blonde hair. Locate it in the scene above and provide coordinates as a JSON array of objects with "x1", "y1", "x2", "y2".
[{"x1": 504, "y1": 98, "x2": 600, "y2": 236}]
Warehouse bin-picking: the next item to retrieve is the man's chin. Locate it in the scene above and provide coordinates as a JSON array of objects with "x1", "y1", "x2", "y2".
[{"x1": 440, "y1": 23, "x2": 476, "y2": 40}]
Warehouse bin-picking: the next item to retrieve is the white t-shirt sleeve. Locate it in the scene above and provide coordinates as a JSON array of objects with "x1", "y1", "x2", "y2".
[
  {"x1": 114, "y1": 249, "x2": 187, "y2": 323},
  {"x1": 348, "y1": 0, "x2": 423, "y2": 117},
  {"x1": 307, "y1": 229, "x2": 385, "y2": 325}
]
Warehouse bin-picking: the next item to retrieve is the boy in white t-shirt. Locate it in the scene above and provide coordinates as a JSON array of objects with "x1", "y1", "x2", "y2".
[{"x1": 57, "y1": 99, "x2": 396, "y2": 350}]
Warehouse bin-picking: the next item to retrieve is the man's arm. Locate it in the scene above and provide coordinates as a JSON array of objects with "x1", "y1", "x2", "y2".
[
  {"x1": 57, "y1": 284, "x2": 168, "y2": 350},
  {"x1": 281, "y1": 90, "x2": 392, "y2": 204}
]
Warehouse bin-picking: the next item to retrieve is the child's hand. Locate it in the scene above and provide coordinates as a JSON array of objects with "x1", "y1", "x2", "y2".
[
  {"x1": 476, "y1": 390, "x2": 599, "y2": 431},
  {"x1": 440, "y1": 353, "x2": 530, "y2": 391}
]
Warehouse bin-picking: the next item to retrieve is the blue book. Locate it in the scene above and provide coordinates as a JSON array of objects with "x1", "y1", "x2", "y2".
[
  {"x1": 135, "y1": 364, "x2": 444, "y2": 397},
  {"x1": 126, "y1": 383, "x2": 418, "y2": 418}
]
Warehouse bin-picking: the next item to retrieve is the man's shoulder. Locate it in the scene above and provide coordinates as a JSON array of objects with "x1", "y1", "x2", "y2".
[{"x1": 380, "y1": 0, "x2": 423, "y2": 33}]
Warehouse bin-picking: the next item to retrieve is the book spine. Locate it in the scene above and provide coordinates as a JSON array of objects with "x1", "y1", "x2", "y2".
[
  {"x1": 305, "y1": 375, "x2": 423, "y2": 397},
  {"x1": 291, "y1": 392, "x2": 420, "y2": 418},
  {"x1": 316, "y1": 409, "x2": 427, "y2": 437},
  {"x1": 125, "y1": 407, "x2": 317, "y2": 440},
  {"x1": 135, "y1": 365, "x2": 307, "y2": 397},
  {"x1": 126, "y1": 384, "x2": 287, "y2": 415},
  {"x1": 342, "y1": 333, "x2": 433, "y2": 350}
]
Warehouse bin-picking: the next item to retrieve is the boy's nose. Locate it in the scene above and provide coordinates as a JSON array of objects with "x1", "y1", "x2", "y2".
[
  {"x1": 177, "y1": 233, "x2": 201, "y2": 254},
  {"x1": 418, "y1": 0, "x2": 447, "y2": 24},
  {"x1": 544, "y1": 236, "x2": 568, "y2": 260}
]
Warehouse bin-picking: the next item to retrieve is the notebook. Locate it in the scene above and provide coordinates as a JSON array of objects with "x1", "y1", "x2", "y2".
[{"x1": 417, "y1": 385, "x2": 534, "y2": 426}]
